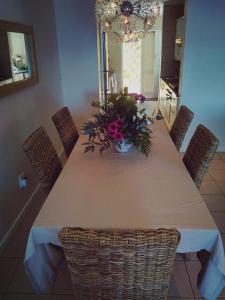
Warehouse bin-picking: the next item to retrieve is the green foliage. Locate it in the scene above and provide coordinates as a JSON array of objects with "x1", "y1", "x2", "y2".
[
  {"x1": 133, "y1": 131, "x2": 152, "y2": 157},
  {"x1": 82, "y1": 90, "x2": 152, "y2": 156}
]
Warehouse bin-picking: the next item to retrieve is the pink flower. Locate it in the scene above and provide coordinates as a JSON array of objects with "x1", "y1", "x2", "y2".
[
  {"x1": 128, "y1": 93, "x2": 138, "y2": 99},
  {"x1": 107, "y1": 120, "x2": 124, "y2": 140},
  {"x1": 113, "y1": 131, "x2": 124, "y2": 141},
  {"x1": 115, "y1": 119, "x2": 123, "y2": 128},
  {"x1": 107, "y1": 121, "x2": 118, "y2": 133}
]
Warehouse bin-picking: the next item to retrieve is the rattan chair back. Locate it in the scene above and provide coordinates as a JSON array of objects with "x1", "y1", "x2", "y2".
[
  {"x1": 52, "y1": 107, "x2": 79, "y2": 157},
  {"x1": 59, "y1": 227, "x2": 180, "y2": 300},
  {"x1": 23, "y1": 127, "x2": 62, "y2": 192},
  {"x1": 183, "y1": 124, "x2": 219, "y2": 188},
  {"x1": 170, "y1": 105, "x2": 194, "y2": 151}
]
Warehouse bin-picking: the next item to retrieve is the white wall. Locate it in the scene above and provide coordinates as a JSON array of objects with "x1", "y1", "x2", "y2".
[
  {"x1": 107, "y1": 6, "x2": 163, "y2": 99},
  {"x1": 141, "y1": 32, "x2": 155, "y2": 98},
  {"x1": 180, "y1": 0, "x2": 225, "y2": 151},
  {"x1": 54, "y1": 0, "x2": 99, "y2": 130},
  {"x1": 0, "y1": 0, "x2": 64, "y2": 245},
  {"x1": 108, "y1": 32, "x2": 157, "y2": 97}
]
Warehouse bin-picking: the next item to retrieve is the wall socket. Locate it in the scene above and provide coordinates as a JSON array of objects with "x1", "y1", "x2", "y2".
[{"x1": 18, "y1": 172, "x2": 28, "y2": 189}]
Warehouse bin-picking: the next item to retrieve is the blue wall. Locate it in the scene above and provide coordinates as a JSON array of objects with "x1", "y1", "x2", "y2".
[
  {"x1": 54, "y1": 0, "x2": 99, "y2": 129},
  {"x1": 0, "y1": 0, "x2": 64, "y2": 246},
  {"x1": 181, "y1": 0, "x2": 225, "y2": 151}
]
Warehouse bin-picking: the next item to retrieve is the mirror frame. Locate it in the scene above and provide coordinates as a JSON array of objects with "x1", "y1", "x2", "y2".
[{"x1": 0, "y1": 20, "x2": 38, "y2": 97}]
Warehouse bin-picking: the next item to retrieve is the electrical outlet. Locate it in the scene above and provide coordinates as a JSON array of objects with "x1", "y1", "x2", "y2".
[{"x1": 18, "y1": 172, "x2": 28, "y2": 189}]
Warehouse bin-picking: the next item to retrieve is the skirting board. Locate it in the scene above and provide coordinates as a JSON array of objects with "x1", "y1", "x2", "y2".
[
  {"x1": 0, "y1": 183, "x2": 40, "y2": 253},
  {"x1": 0, "y1": 147, "x2": 65, "y2": 254}
]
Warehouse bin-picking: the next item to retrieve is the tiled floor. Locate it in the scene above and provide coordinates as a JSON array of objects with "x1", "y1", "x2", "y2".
[{"x1": 1, "y1": 153, "x2": 225, "y2": 299}]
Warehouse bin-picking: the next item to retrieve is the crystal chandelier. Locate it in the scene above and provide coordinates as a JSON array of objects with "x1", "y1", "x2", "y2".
[{"x1": 96, "y1": 0, "x2": 160, "y2": 43}]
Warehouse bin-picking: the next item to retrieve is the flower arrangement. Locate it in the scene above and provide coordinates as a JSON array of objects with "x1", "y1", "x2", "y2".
[{"x1": 82, "y1": 90, "x2": 152, "y2": 156}]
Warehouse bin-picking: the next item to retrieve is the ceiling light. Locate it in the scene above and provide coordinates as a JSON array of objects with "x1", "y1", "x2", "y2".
[{"x1": 96, "y1": 0, "x2": 160, "y2": 43}]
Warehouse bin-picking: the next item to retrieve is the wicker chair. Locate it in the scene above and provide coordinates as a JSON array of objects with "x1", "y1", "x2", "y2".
[
  {"x1": 170, "y1": 105, "x2": 194, "y2": 151},
  {"x1": 23, "y1": 127, "x2": 62, "y2": 193},
  {"x1": 59, "y1": 227, "x2": 180, "y2": 300},
  {"x1": 183, "y1": 124, "x2": 219, "y2": 188},
  {"x1": 52, "y1": 107, "x2": 79, "y2": 157}
]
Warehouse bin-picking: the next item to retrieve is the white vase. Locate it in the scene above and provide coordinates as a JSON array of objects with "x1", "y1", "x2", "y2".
[{"x1": 114, "y1": 139, "x2": 133, "y2": 153}]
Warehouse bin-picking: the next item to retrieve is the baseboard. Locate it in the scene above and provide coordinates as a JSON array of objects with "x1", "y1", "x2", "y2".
[
  {"x1": 0, "y1": 147, "x2": 65, "y2": 254},
  {"x1": 0, "y1": 183, "x2": 41, "y2": 254}
]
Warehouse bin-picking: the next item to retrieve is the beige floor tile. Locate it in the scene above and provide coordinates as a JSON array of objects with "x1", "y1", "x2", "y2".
[
  {"x1": 168, "y1": 261, "x2": 193, "y2": 297},
  {"x1": 167, "y1": 297, "x2": 195, "y2": 300},
  {"x1": 209, "y1": 160, "x2": 225, "y2": 170},
  {"x1": 186, "y1": 252, "x2": 198, "y2": 261},
  {"x1": 8, "y1": 261, "x2": 42, "y2": 294},
  {"x1": 175, "y1": 253, "x2": 184, "y2": 261},
  {"x1": 0, "y1": 259, "x2": 20, "y2": 292},
  {"x1": 52, "y1": 260, "x2": 73, "y2": 295},
  {"x1": 176, "y1": 253, "x2": 198, "y2": 261},
  {"x1": 185, "y1": 260, "x2": 201, "y2": 297},
  {"x1": 3, "y1": 294, "x2": 50, "y2": 300},
  {"x1": 199, "y1": 180, "x2": 222, "y2": 195},
  {"x1": 215, "y1": 181, "x2": 225, "y2": 195},
  {"x1": 209, "y1": 170, "x2": 225, "y2": 180},
  {"x1": 202, "y1": 194, "x2": 225, "y2": 212},
  {"x1": 210, "y1": 212, "x2": 225, "y2": 233},
  {"x1": 186, "y1": 260, "x2": 225, "y2": 298}
]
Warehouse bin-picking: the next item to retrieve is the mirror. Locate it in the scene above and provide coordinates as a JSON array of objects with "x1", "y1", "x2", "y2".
[{"x1": 0, "y1": 20, "x2": 38, "y2": 96}]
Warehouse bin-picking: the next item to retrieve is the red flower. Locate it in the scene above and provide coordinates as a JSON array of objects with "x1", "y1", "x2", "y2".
[
  {"x1": 113, "y1": 131, "x2": 124, "y2": 141},
  {"x1": 107, "y1": 121, "x2": 118, "y2": 133},
  {"x1": 115, "y1": 119, "x2": 123, "y2": 128}
]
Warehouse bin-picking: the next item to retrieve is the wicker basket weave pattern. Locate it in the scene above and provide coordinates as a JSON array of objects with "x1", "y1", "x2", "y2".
[
  {"x1": 23, "y1": 127, "x2": 62, "y2": 192},
  {"x1": 183, "y1": 124, "x2": 219, "y2": 188},
  {"x1": 170, "y1": 105, "x2": 194, "y2": 151},
  {"x1": 59, "y1": 227, "x2": 180, "y2": 300},
  {"x1": 52, "y1": 107, "x2": 79, "y2": 157}
]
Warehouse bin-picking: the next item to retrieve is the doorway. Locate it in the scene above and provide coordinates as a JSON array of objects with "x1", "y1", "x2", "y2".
[
  {"x1": 109, "y1": 31, "x2": 158, "y2": 99},
  {"x1": 98, "y1": 30, "x2": 161, "y2": 100}
]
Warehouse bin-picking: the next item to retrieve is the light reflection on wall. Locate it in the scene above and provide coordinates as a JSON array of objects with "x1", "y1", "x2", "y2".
[{"x1": 122, "y1": 40, "x2": 142, "y2": 93}]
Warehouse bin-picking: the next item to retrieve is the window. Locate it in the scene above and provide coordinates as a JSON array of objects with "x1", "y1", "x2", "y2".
[{"x1": 122, "y1": 40, "x2": 142, "y2": 93}]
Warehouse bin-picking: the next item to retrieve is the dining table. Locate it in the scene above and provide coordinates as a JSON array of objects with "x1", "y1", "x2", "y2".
[{"x1": 24, "y1": 119, "x2": 225, "y2": 300}]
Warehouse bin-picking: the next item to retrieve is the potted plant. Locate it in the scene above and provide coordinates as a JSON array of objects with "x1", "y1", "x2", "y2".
[{"x1": 82, "y1": 90, "x2": 152, "y2": 156}]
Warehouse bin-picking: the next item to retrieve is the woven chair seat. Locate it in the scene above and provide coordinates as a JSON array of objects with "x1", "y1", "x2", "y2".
[
  {"x1": 52, "y1": 107, "x2": 79, "y2": 157},
  {"x1": 170, "y1": 105, "x2": 194, "y2": 151},
  {"x1": 183, "y1": 124, "x2": 219, "y2": 188},
  {"x1": 23, "y1": 127, "x2": 62, "y2": 193},
  {"x1": 59, "y1": 227, "x2": 180, "y2": 300}
]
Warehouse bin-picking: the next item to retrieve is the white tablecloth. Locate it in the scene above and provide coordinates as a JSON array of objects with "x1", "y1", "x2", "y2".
[{"x1": 24, "y1": 120, "x2": 225, "y2": 299}]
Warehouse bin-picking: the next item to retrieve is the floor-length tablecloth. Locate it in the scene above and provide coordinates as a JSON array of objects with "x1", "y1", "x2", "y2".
[{"x1": 24, "y1": 120, "x2": 225, "y2": 300}]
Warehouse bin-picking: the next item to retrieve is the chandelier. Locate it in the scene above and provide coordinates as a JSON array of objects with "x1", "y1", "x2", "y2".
[{"x1": 96, "y1": 0, "x2": 160, "y2": 43}]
